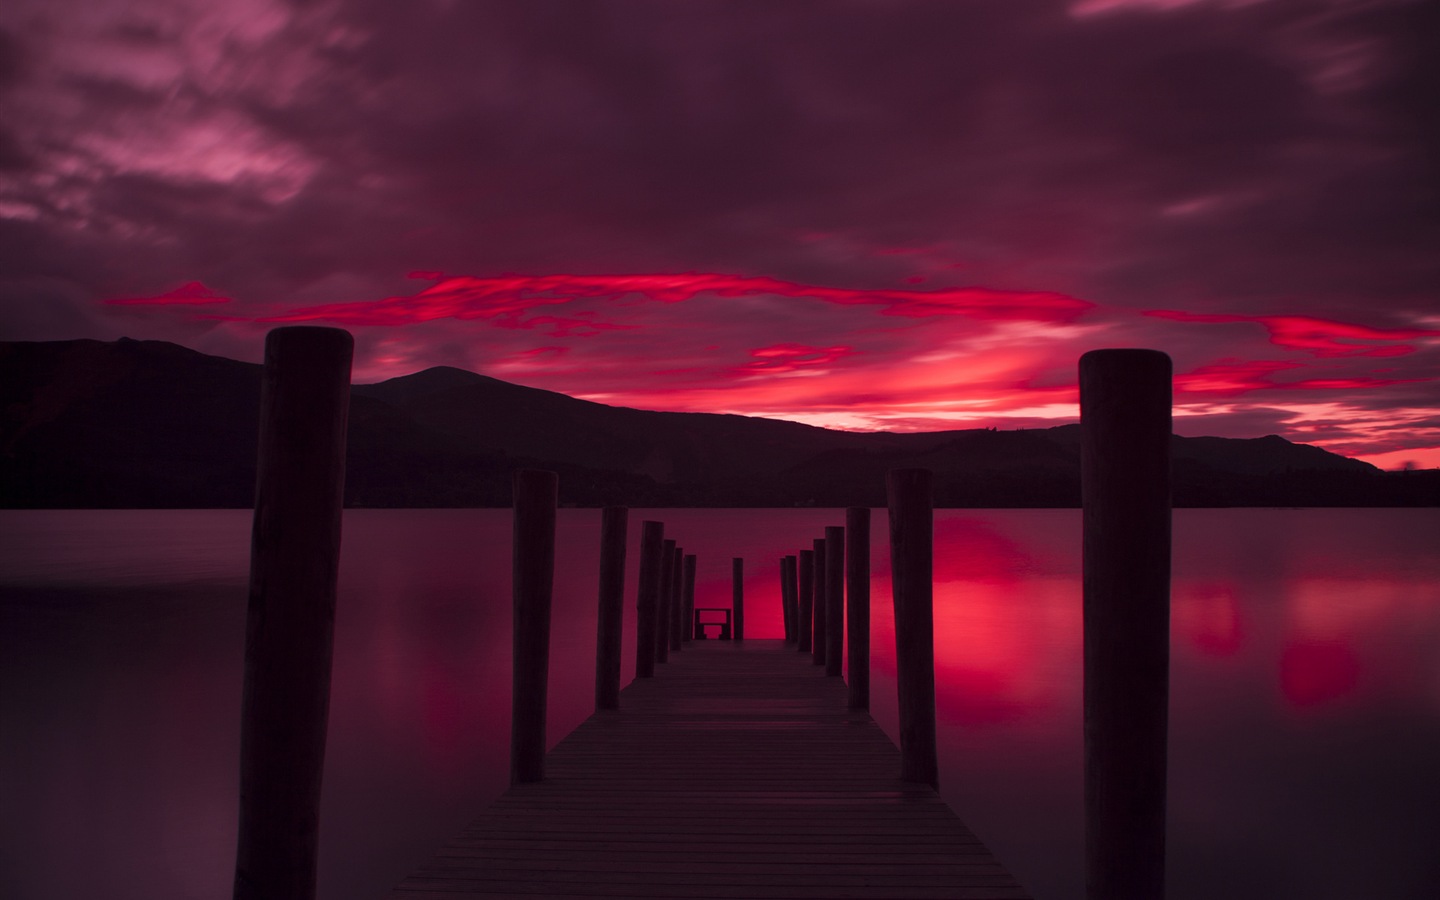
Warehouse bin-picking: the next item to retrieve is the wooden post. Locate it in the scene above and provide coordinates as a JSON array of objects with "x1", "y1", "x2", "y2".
[
  {"x1": 732, "y1": 557, "x2": 745, "y2": 640},
  {"x1": 234, "y1": 326, "x2": 351, "y2": 900},
  {"x1": 682, "y1": 554, "x2": 697, "y2": 643},
  {"x1": 797, "y1": 549, "x2": 814, "y2": 653},
  {"x1": 669, "y1": 545, "x2": 684, "y2": 651},
  {"x1": 780, "y1": 556, "x2": 795, "y2": 642},
  {"x1": 1081, "y1": 348, "x2": 1172, "y2": 900},
  {"x1": 811, "y1": 537, "x2": 827, "y2": 666},
  {"x1": 594, "y1": 506, "x2": 628, "y2": 711},
  {"x1": 657, "y1": 538, "x2": 676, "y2": 663},
  {"x1": 778, "y1": 558, "x2": 789, "y2": 641},
  {"x1": 824, "y1": 525, "x2": 845, "y2": 676},
  {"x1": 510, "y1": 469, "x2": 557, "y2": 785},
  {"x1": 784, "y1": 555, "x2": 800, "y2": 644},
  {"x1": 846, "y1": 508, "x2": 871, "y2": 710},
  {"x1": 888, "y1": 468, "x2": 938, "y2": 789},
  {"x1": 634, "y1": 521, "x2": 664, "y2": 678}
]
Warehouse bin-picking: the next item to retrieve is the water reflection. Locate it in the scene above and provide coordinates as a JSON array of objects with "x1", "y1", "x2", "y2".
[
  {"x1": 1175, "y1": 582, "x2": 1244, "y2": 658},
  {"x1": 2, "y1": 508, "x2": 1438, "y2": 900}
]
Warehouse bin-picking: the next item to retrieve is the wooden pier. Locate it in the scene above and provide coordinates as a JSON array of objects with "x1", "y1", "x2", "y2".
[
  {"x1": 389, "y1": 638, "x2": 1029, "y2": 899},
  {"x1": 234, "y1": 329, "x2": 1170, "y2": 900}
]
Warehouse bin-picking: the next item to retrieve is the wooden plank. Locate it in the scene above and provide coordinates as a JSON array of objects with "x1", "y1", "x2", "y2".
[{"x1": 389, "y1": 639, "x2": 1031, "y2": 899}]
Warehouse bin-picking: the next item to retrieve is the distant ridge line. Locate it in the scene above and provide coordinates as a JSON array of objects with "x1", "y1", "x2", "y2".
[{"x1": 3, "y1": 338, "x2": 1435, "y2": 509}]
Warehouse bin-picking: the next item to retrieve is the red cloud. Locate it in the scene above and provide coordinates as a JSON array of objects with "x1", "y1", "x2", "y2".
[
  {"x1": 733, "y1": 343, "x2": 857, "y2": 375},
  {"x1": 259, "y1": 271, "x2": 1093, "y2": 328},
  {"x1": 511, "y1": 346, "x2": 569, "y2": 359},
  {"x1": 1146, "y1": 310, "x2": 1440, "y2": 357},
  {"x1": 1175, "y1": 359, "x2": 1301, "y2": 395},
  {"x1": 105, "y1": 281, "x2": 232, "y2": 305},
  {"x1": 873, "y1": 286, "x2": 1087, "y2": 320},
  {"x1": 492, "y1": 314, "x2": 630, "y2": 337},
  {"x1": 1176, "y1": 359, "x2": 1422, "y2": 396}
]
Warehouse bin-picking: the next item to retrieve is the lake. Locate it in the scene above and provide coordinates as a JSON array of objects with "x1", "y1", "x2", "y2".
[{"x1": 2, "y1": 507, "x2": 1438, "y2": 899}]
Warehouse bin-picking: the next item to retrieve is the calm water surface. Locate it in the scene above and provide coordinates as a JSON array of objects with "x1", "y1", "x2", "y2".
[{"x1": 1, "y1": 508, "x2": 1437, "y2": 899}]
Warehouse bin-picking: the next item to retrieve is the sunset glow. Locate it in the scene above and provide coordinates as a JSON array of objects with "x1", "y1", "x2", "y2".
[
  {"x1": 68, "y1": 271, "x2": 1440, "y2": 469},
  {"x1": 2, "y1": 0, "x2": 1435, "y2": 470}
]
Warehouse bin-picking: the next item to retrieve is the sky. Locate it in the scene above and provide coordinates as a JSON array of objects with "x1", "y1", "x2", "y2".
[{"x1": 1, "y1": 0, "x2": 1437, "y2": 469}]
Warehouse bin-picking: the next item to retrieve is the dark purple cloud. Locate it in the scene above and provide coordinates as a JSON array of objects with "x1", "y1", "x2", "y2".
[{"x1": 0, "y1": 0, "x2": 1435, "y2": 465}]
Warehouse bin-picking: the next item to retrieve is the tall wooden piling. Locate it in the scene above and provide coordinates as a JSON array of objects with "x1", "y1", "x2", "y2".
[
  {"x1": 888, "y1": 468, "x2": 938, "y2": 789},
  {"x1": 634, "y1": 521, "x2": 664, "y2": 678},
  {"x1": 785, "y1": 555, "x2": 800, "y2": 643},
  {"x1": 669, "y1": 545, "x2": 684, "y2": 651},
  {"x1": 732, "y1": 557, "x2": 745, "y2": 641},
  {"x1": 657, "y1": 538, "x2": 676, "y2": 663},
  {"x1": 1080, "y1": 348, "x2": 1172, "y2": 900},
  {"x1": 797, "y1": 549, "x2": 814, "y2": 653},
  {"x1": 780, "y1": 556, "x2": 796, "y2": 642},
  {"x1": 846, "y1": 508, "x2": 871, "y2": 709},
  {"x1": 811, "y1": 538, "x2": 827, "y2": 666},
  {"x1": 824, "y1": 525, "x2": 845, "y2": 677},
  {"x1": 777, "y1": 559, "x2": 787, "y2": 641},
  {"x1": 510, "y1": 469, "x2": 558, "y2": 785},
  {"x1": 682, "y1": 554, "x2": 697, "y2": 643},
  {"x1": 234, "y1": 326, "x2": 352, "y2": 900},
  {"x1": 594, "y1": 506, "x2": 628, "y2": 712}
]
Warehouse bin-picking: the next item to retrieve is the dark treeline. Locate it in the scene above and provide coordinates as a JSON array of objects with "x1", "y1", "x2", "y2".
[{"x1": 3, "y1": 337, "x2": 1436, "y2": 508}]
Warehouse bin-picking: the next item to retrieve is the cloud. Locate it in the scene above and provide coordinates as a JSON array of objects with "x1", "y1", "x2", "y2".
[
  {"x1": 0, "y1": 0, "x2": 1435, "y2": 466},
  {"x1": 257, "y1": 271, "x2": 1093, "y2": 329},
  {"x1": 1173, "y1": 357, "x2": 1426, "y2": 397},
  {"x1": 732, "y1": 343, "x2": 858, "y2": 376},
  {"x1": 1147, "y1": 309, "x2": 1440, "y2": 357},
  {"x1": 105, "y1": 280, "x2": 232, "y2": 305}
]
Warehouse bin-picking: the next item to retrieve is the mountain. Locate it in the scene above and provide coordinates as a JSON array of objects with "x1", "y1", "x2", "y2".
[{"x1": 2, "y1": 338, "x2": 1434, "y2": 508}]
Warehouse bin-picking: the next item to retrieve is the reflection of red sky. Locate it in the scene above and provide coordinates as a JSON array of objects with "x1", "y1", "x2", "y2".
[
  {"x1": 1286, "y1": 578, "x2": 1420, "y2": 646},
  {"x1": 889, "y1": 517, "x2": 1078, "y2": 725},
  {"x1": 1280, "y1": 641, "x2": 1360, "y2": 707},
  {"x1": 351, "y1": 606, "x2": 508, "y2": 778},
  {"x1": 933, "y1": 517, "x2": 1035, "y2": 584},
  {"x1": 1271, "y1": 577, "x2": 1429, "y2": 711},
  {"x1": 1173, "y1": 582, "x2": 1244, "y2": 657},
  {"x1": 934, "y1": 581, "x2": 1043, "y2": 724},
  {"x1": 927, "y1": 576, "x2": 1082, "y2": 727},
  {"x1": 691, "y1": 568, "x2": 788, "y2": 638},
  {"x1": 418, "y1": 669, "x2": 473, "y2": 771}
]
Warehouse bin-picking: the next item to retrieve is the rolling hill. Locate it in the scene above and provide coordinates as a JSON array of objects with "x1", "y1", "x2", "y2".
[{"x1": 2, "y1": 338, "x2": 1432, "y2": 508}]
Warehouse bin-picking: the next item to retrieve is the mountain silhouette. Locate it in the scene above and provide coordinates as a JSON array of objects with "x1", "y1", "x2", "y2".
[{"x1": 2, "y1": 338, "x2": 1433, "y2": 508}]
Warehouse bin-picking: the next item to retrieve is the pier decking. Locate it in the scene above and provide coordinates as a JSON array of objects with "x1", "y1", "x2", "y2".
[{"x1": 389, "y1": 639, "x2": 1030, "y2": 899}]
